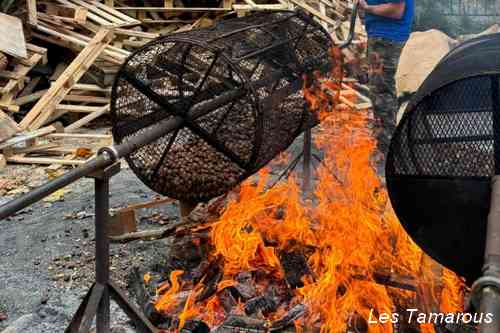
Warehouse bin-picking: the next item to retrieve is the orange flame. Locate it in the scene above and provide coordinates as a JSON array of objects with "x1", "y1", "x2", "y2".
[{"x1": 154, "y1": 46, "x2": 466, "y2": 332}]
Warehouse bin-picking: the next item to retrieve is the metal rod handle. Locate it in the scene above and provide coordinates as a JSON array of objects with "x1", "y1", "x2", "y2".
[{"x1": 339, "y1": 1, "x2": 359, "y2": 50}]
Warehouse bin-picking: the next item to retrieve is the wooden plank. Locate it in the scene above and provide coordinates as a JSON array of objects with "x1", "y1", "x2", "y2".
[
  {"x1": 11, "y1": 143, "x2": 60, "y2": 155},
  {"x1": 26, "y1": 0, "x2": 38, "y2": 25},
  {"x1": 65, "y1": 104, "x2": 109, "y2": 132},
  {"x1": 0, "y1": 154, "x2": 5, "y2": 170},
  {"x1": 0, "y1": 70, "x2": 22, "y2": 80},
  {"x1": 14, "y1": 89, "x2": 48, "y2": 106},
  {"x1": 0, "y1": 110, "x2": 20, "y2": 142},
  {"x1": 113, "y1": 28, "x2": 159, "y2": 39},
  {"x1": 6, "y1": 155, "x2": 88, "y2": 165},
  {"x1": 26, "y1": 43, "x2": 46, "y2": 55},
  {"x1": 35, "y1": 22, "x2": 129, "y2": 61},
  {"x1": 114, "y1": 7, "x2": 230, "y2": 12},
  {"x1": 47, "y1": 133, "x2": 111, "y2": 139},
  {"x1": 56, "y1": 104, "x2": 108, "y2": 113},
  {"x1": 319, "y1": 1, "x2": 328, "y2": 29},
  {"x1": 87, "y1": 0, "x2": 140, "y2": 24},
  {"x1": 0, "y1": 123, "x2": 63, "y2": 150},
  {"x1": 0, "y1": 13, "x2": 27, "y2": 58},
  {"x1": 0, "y1": 54, "x2": 43, "y2": 96},
  {"x1": 0, "y1": 103, "x2": 20, "y2": 113},
  {"x1": 288, "y1": 0, "x2": 340, "y2": 27},
  {"x1": 63, "y1": 95, "x2": 109, "y2": 103},
  {"x1": 66, "y1": 0, "x2": 125, "y2": 25},
  {"x1": 74, "y1": 6, "x2": 88, "y2": 24},
  {"x1": 73, "y1": 83, "x2": 111, "y2": 93},
  {"x1": 20, "y1": 28, "x2": 114, "y2": 130},
  {"x1": 232, "y1": 3, "x2": 287, "y2": 10},
  {"x1": 119, "y1": 197, "x2": 174, "y2": 212},
  {"x1": 56, "y1": 0, "x2": 110, "y2": 25}
]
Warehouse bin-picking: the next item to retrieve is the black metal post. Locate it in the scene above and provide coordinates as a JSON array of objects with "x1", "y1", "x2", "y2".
[
  {"x1": 95, "y1": 176, "x2": 110, "y2": 333},
  {"x1": 303, "y1": 115, "x2": 312, "y2": 196}
]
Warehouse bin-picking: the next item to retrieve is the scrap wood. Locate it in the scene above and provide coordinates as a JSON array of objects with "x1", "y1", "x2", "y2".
[
  {"x1": 288, "y1": 0, "x2": 343, "y2": 26},
  {"x1": 19, "y1": 28, "x2": 114, "y2": 131},
  {"x1": 0, "y1": 44, "x2": 47, "y2": 112},
  {"x1": 33, "y1": 20, "x2": 129, "y2": 64},
  {"x1": 27, "y1": 0, "x2": 38, "y2": 25},
  {"x1": 0, "y1": 122, "x2": 63, "y2": 151},
  {"x1": 0, "y1": 110, "x2": 20, "y2": 142},
  {"x1": 0, "y1": 154, "x2": 5, "y2": 170},
  {"x1": 45, "y1": 0, "x2": 140, "y2": 27},
  {"x1": 47, "y1": 133, "x2": 111, "y2": 140},
  {"x1": 0, "y1": 12, "x2": 27, "y2": 59},
  {"x1": 5, "y1": 155, "x2": 88, "y2": 166},
  {"x1": 64, "y1": 104, "x2": 109, "y2": 132}
]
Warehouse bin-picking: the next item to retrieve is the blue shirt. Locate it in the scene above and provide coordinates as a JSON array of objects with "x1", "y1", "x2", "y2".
[{"x1": 365, "y1": 0, "x2": 414, "y2": 42}]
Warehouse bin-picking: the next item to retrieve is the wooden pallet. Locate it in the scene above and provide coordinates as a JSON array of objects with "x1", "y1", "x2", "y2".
[
  {"x1": 53, "y1": 0, "x2": 141, "y2": 27},
  {"x1": 20, "y1": 28, "x2": 114, "y2": 130},
  {"x1": 0, "y1": 44, "x2": 47, "y2": 113},
  {"x1": 0, "y1": 120, "x2": 112, "y2": 167},
  {"x1": 33, "y1": 17, "x2": 130, "y2": 65},
  {"x1": 104, "y1": 0, "x2": 233, "y2": 22}
]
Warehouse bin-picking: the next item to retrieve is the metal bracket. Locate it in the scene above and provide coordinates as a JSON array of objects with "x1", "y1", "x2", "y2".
[
  {"x1": 471, "y1": 275, "x2": 500, "y2": 309},
  {"x1": 87, "y1": 161, "x2": 121, "y2": 180}
]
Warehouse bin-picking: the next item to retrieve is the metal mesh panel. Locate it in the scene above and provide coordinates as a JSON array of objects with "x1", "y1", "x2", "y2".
[
  {"x1": 111, "y1": 10, "x2": 333, "y2": 202},
  {"x1": 387, "y1": 75, "x2": 497, "y2": 179}
]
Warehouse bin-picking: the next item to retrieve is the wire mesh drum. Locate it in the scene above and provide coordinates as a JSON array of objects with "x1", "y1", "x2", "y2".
[
  {"x1": 111, "y1": 10, "x2": 334, "y2": 202},
  {"x1": 386, "y1": 33, "x2": 500, "y2": 283}
]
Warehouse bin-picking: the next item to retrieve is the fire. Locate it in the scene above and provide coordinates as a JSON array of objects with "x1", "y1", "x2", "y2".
[{"x1": 154, "y1": 47, "x2": 466, "y2": 332}]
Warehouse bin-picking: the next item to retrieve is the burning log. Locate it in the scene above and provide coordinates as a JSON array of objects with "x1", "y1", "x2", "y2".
[
  {"x1": 180, "y1": 319, "x2": 210, "y2": 333},
  {"x1": 194, "y1": 258, "x2": 223, "y2": 302},
  {"x1": 269, "y1": 304, "x2": 306, "y2": 331},
  {"x1": 244, "y1": 295, "x2": 278, "y2": 317},
  {"x1": 214, "y1": 315, "x2": 267, "y2": 333},
  {"x1": 279, "y1": 249, "x2": 313, "y2": 289},
  {"x1": 231, "y1": 272, "x2": 257, "y2": 301},
  {"x1": 218, "y1": 288, "x2": 237, "y2": 314}
]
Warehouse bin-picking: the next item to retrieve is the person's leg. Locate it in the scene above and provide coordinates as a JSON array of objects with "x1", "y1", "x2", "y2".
[{"x1": 367, "y1": 37, "x2": 405, "y2": 179}]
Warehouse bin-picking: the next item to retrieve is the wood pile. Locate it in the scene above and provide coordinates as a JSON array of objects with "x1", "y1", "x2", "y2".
[{"x1": 0, "y1": 0, "x2": 369, "y2": 171}]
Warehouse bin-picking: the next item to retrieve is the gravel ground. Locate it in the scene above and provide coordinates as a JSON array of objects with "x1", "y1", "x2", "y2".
[{"x1": 0, "y1": 163, "x2": 179, "y2": 332}]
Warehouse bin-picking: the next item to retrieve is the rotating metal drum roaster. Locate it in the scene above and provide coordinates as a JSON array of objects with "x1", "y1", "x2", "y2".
[
  {"x1": 111, "y1": 10, "x2": 335, "y2": 203},
  {"x1": 386, "y1": 33, "x2": 500, "y2": 284}
]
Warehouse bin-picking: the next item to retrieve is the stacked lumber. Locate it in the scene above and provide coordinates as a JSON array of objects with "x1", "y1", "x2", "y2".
[
  {"x1": 0, "y1": 0, "x2": 369, "y2": 170},
  {"x1": 0, "y1": 1, "x2": 142, "y2": 167}
]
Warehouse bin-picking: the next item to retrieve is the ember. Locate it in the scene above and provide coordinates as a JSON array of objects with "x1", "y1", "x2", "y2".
[{"x1": 149, "y1": 49, "x2": 466, "y2": 333}]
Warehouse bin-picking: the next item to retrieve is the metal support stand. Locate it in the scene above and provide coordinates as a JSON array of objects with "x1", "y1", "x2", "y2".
[
  {"x1": 302, "y1": 115, "x2": 312, "y2": 196},
  {"x1": 472, "y1": 75, "x2": 500, "y2": 332},
  {"x1": 472, "y1": 176, "x2": 500, "y2": 333},
  {"x1": 65, "y1": 162, "x2": 157, "y2": 333}
]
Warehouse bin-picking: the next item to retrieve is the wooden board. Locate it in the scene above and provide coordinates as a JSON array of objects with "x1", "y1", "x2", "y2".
[
  {"x1": 0, "y1": 13, "x2": 27, "y2": 58},
  {"x1": 0, "y1": 110, "x2": 20, "y2": 142}
]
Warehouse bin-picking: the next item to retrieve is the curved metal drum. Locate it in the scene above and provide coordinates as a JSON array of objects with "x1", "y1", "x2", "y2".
[
  {"x1": 387, "y1": 33, "x2": 500, "y2": 283},
  {"x1": 111, "y1": 10, "x2": 334, "y2": 202}
]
